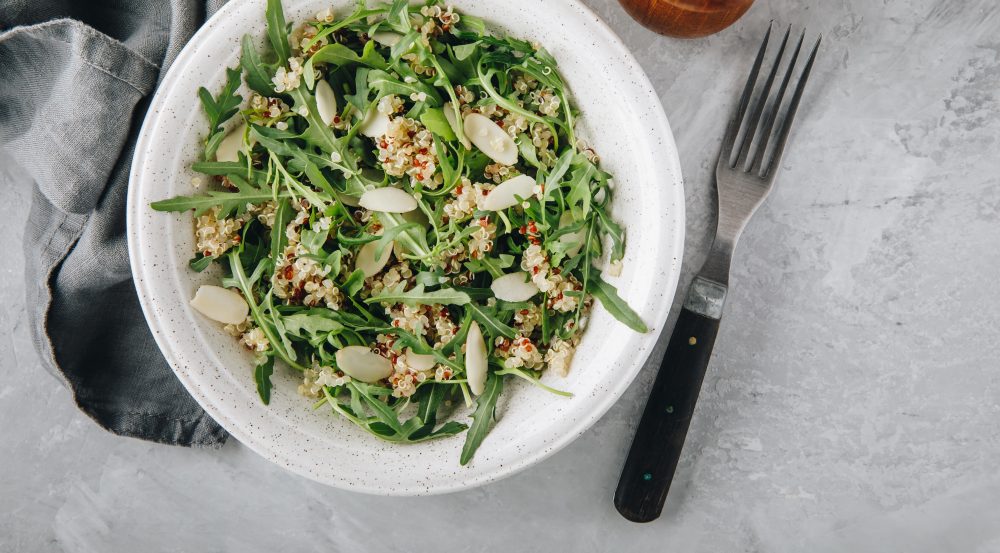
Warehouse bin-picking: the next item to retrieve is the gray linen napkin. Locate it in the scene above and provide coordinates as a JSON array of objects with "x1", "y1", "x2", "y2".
[{"x1": 1, "y1": 0, "x2": 228, "y2": 446}]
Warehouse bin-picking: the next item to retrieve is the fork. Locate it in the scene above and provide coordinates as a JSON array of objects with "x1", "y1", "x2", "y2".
[{"x1": 614, "y1": 25, "x2": 821, "y2": 523}]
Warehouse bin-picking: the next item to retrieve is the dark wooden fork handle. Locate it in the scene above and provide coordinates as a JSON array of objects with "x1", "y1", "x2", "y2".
[{"x1": 614, "y1": 306, "x2": 721, "y2": 522}]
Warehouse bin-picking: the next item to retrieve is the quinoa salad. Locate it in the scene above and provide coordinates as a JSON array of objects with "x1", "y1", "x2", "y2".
[{"x1": 152, "y1": 0, "x2": 647, "y2": 463}]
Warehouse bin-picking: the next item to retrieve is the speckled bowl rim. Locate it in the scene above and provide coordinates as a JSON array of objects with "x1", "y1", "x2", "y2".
[{"x1": 127, "y1": 0, "x2": 684, "y2": 495}]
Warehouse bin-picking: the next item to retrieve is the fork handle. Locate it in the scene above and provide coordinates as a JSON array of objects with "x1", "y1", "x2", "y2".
[{"x1": 614, "y1": 302, "x2": 721, "y2": 523}]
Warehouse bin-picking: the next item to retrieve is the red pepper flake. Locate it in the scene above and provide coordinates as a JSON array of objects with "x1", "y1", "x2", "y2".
[
  {"x1": 455, "y1": 185, "x2": 463, "y2": 195},
  {"x1": 519, "y1": 309, "x2": 530, "y2": 315},
  {"x1": 203, "y1": 250, "x2": 212, "y2": 257},
  {"x1": 283, "y1": 265, "x2": 294, "y2": 279}
]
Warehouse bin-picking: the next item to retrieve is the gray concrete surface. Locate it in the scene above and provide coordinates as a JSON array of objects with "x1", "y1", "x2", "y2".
[{"x1": 3, "y1": 0, "x2": 1000, "y2": 551}]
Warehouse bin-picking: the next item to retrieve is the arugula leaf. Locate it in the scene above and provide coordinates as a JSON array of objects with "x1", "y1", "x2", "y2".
[
  {"x1": 366, "y1": 283, "x2": 471, "y2": 306},
  {"x1": 378, "y1": 211, "x2": 431, "y2": 258},
  {"x1": 368, "y1": 69, "x2": 442, "y2": 106},
  {"x1": 496, "y1": 366, "x2": 572, "y2": 397},
  {"x1": 188, "y1": 253, "x2": 214, "y2": 272},
  {"x1": 198, "y1": 66, "x2": 243, "y2": 159},
  {"x1": 345, "y1": 68, "x2": 372, "y2": 111},
  {"x1": 597, "y1": 208, "x2": 625, "y2": 263},
  {"x1": 255, "y1": 356, "x2": 275, "y2": 404},
  {"x1": 419, "y1": 108, "x2": 457, "y2": 141},
  {"x1": 241, "y1": 34, "x2": 275, "y2": 96},
  {"x1": 304, "y1": 41, "x2": 388, "y2": 90},
  {"x1": 466, "y1": 302, "x2": 516, "y2": 339},
  {"x1": 387, "y1": 0, "x2": 411, "y2": 31},
  {"x1": 460, "y1": 372, "x2": 503, "y2": 465},
  {"x1": 463, "y1": 254, "x2": 513, "y2": 278},
  {"x1": 265, "y1": 0, "x2": 290, "y2": 63},
  {"x1": 453, "y1": 41, "x2": 479, "y2": 61},
  {"x1": 151, "y1": 177, "x2": 284, "y2": 218},
  {"x1": 269, "y1": 198, "x2": 293, "y2": 269},
  {"x1": 343, "y1": 269, "x2": 366, "y2": 296},
  {"x1": 565, "y1": 158, "x2": 596, "y2": 221},
  {"x1": 300, "y1": 228, "x2": 329, "y2": 255},
  {"x1": 283, "y1": 312, "x2": 344, "y2": 338},
  {"x1": 373, "y1": 221, "x2": 423, "y2": 260},
  {"x1": 190, "y1": 161, "x2": 270, "y2": 186},
  {"x1": 588, "y1": 272, "x2": 648, "y2": 333}
]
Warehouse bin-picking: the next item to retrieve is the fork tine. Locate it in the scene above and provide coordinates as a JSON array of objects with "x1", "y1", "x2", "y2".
[
  {"x1": 721, "y1": 23, "x2": 772, "y2": 161},
  {"x1": 763, "y1": 35, "x2": 821, "y2": 177},
  {"x1": 751, "y1": 30, "x2": 804, "y2": 175},
  {"x1": 734, "y1": 26, "x2": 791, "y2": 169}
]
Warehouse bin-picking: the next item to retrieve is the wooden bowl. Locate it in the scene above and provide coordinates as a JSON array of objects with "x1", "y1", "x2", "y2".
[{"x1": 618, "y1": 0, "x2": 755, "y2": 38}]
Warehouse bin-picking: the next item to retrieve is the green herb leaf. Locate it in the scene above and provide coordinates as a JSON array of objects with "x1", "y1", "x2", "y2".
[
  {"x1": 265, "y1": 0, "x2": 291, "y2": 63},
  {"x1": 419, "y1": 108, "x2": 457, "y2": 141},
  {"x1": 588, "y1": 272, "x2": 648, "y2": 333},
  {"x1": 343, "y1": 269, "x2": 367, "y2": 297},
  {"x1": 387, "y1": 0, "x2": 411, "y2": 31},
  {"x1": 151, "y1": 177, "x2": 284, "y2": 218},
  {"x1": 453, "y1": 41, "x2": 479, "y2": 61},
  {"x1": 241, "y1": 34, "x2": 275, "y2": 95},
  {"x1": 305, "y1": 41, "x2": 388, "y2": 89},
  {"x1": 188, "y1": 253, "x2": 214, "y2": 272},
  {"x1": 255, "y1": 356, "x2": 275, "y2": 404},
  {"x1": 368, "y1": 69, "x2": 442, "y2": 106},
  {"x1": 198, "y1": 66, "x2": 244, "y2": 159},
  {"x1": 565, "y1": 159, "x2": 596, "y2": 221},
  {"x1": 460, "y1": 372, "x2": 503, "y2": 465},
  {"x1": 466, "y1": 302, "x2": 516, "y2": 339}
]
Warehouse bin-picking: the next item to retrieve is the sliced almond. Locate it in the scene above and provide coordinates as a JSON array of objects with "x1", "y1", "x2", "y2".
[
  {"x1": 335, "y1": 346, "x2": 393, "y2": 383},
  {"x1": 405, "y1": 348, "x2": 437, "y2": 371},
  {"x1": 465, "y1": 321, "x2": 487, "y2": 396},
  {"x1": 482, "y1": 174, "x2": 536, "y2": 211},
  {"x1": 558, "y1": 211, "x2": 586, "y2": 257},
  {"x1": 464, "y1": 112, "x2": 518, "y2": 165},
  {"x1": 215, "y1": 122, "x2": 248, "y2": 162},
  {"x1": 359, "y1": 110, "x2": 390, "y2": 138},
  {"x1": 491, "y1": 271, "x2": 540, "y2": 302},
  {"x1": 190, "y1": 285, "x2": 249, "y2": 325},
  {"x1": 371, "y1": 31, "x2": 403, "y2": 47},
  {"x1": 359, "y1": 187, "x2": 418, "y2": 213},
  {"x1": 315, "y1": 79, "x2": 338, "y2": 126},
  {"x1": 356, "y1": 240, "x2": 394, "y2": 278},
  {"x1": 443, "y1": 102, "x2": 471, "y2": 150}
]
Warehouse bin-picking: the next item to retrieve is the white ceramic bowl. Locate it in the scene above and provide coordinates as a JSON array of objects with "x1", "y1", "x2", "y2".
[{"x1": 127, "y1": 0, "x2": 684, "y2": 495}]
